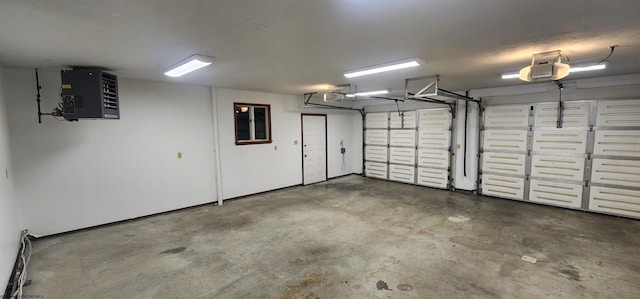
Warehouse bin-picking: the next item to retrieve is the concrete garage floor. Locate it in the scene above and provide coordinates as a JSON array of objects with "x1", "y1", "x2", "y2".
[{"x1": 23, "y1": 175, "x2": 640, "y2": 298}]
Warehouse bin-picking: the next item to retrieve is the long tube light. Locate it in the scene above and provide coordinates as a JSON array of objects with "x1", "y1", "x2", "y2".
[
  {"x1": 569, "y1": 64, "x2": 606, "y2": 73},
  {"x1": 164, "y1": 54, "x2": 213, "y2": 77},
  {"x1": 344, "y1": 58, "x2": 423, "y2": 78},
  {"x1": 501, "y1": 72, "x2": 520, "y2": 79},
  {"x1": 346, "y1": 89, "x2": 390, "y2": 97},
  {"x1": 502, "y1": 63, "x2": 606, "y2": 80}
]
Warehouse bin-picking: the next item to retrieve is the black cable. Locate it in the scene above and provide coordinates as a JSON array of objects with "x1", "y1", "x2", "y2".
[
  {"x1": 35, "y1": 69, "x2": 43, "y2": 123},
  {"x1": 565, "y1": 46, "x2": 617, "y2": 67},
  {"x1": 597, "y1": 46, "x2": 617, "y2": 64}
]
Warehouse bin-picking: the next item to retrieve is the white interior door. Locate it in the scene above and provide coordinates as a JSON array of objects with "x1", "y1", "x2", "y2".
[{"x1": 302, "y1": 114, "x2": 327, "y2": 185}]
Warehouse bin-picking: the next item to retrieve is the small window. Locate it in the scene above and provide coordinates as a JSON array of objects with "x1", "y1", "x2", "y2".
[{"x1": 234, "y1": 103, "x2": 272, "y2": 145}]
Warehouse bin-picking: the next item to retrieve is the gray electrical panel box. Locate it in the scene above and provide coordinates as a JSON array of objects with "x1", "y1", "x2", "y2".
[{"x1": 60, "y1": 69, "x2": 119, "y2": 121}]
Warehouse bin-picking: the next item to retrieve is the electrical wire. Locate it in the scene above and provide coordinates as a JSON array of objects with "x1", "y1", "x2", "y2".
[
  {"x1": 563, "y1": 46, "x2": 617, "y2": 67},
  {"x1": 11, "y1": 231, "x2": 32, "y2": 299},
  {"x1": 596, "y1": 45, "x2": 617, "y2": 64}
]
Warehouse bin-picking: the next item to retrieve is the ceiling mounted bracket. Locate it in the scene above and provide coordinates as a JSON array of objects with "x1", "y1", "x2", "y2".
[
  {"x1": 303, "y1": 92, "x2": 365, "y2": 116},
  {"x1": 304, "y1": 92, "x2": 317, "y2": 105},
  {"x1": 323, "y1": 83, "x2": 354, "y2": 102},
  {"x1": 405, "y1": 74, "x2": 439, "y2": 99}
]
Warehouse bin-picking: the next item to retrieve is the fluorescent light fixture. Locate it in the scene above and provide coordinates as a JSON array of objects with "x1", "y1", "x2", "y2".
[
  {"x1": 501, "y1": 72, "x2": 520, "y2": 79},
  {"x1": 502, "y1": 63, "x2": 606, "y2": 80},
  {"x1": 344, "y1": 58, "x2": 423, "y2": 78},
  {"x1": 570, "y1": 63, "x2": 606, "y2": 73},
  {"x1": 346, "y1": 89, "x2": 391, "y2": 97},
  {"x1": 164, "y1": 54, "x2": 213, "y2": 77}
]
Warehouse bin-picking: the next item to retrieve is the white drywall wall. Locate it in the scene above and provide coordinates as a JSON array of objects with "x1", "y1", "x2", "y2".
[
  {"x1": 213, "y1": 88, "x2": 363, "y2": 199},
  {"x1": 328, "y1": 112, "x2": 363, "y2": 178},
  {"x1": 453, "y1": 100, "x2": 479, "y2": 191},
  {"x1": 214, "y1": 88, "x2": 301, "y2": 199},
  {"x1": 4, "y1": 68, "x2": 217, "y2": 236},
  {"x1": 0, "y1": 66, "x2": 21, "y2": 291},
  {"x1": 351, "y1": 114, "x2": 364, "y2": 174}
]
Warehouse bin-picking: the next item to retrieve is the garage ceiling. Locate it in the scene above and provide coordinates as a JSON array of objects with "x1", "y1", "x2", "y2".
[{"x1": 1, "y1": 0, "x2": 639, "y2": 97}]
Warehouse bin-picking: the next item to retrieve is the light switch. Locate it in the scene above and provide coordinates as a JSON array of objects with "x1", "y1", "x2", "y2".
[
  {"x1": 457, "y1": 144, "x2": 461, "y2": 149},
  {"x1": 294, "y1": 140, "x2": 298, "y2": 145},
  {"x1": 274, "y1": 145, "x2": 278, "y2": 150},
  {"x1": 177, "y1": 152, "x2": 182, "y2": 159}
]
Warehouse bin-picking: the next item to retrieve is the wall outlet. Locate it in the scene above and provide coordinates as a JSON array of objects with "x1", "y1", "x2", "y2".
[
  {"x1": 274, "y1": 145, "x2": 278, "y2": 150},
  {"x1": 177, "y1": 152, "x2": 182, "y2": 159},
  {"x1": 294, "y1": 140, "x2": 298, "y2": 145}
]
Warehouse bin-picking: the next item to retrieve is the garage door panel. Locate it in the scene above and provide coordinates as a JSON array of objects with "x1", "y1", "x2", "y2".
[
  {"x1": 483, "y1": 130, "x2": 528, "y2": 152},
  {"x1": 364, "y1": 108, "x2": 451, "y2": 190},
  {"x1": 481, "y1": 152, "x2": 526, "y2": 176},
  {"x1": 531, "y1": 156, "x2": 585, "y2": 181},
  {"x1": 481, "y1": 174, "x2": 525, "y2": 200},
  {"x1": 390, "y1": 130, "x2": 416, "y2": 147},
  {"x1": 417, "y1": 168, "x2": 448, "y2": 189},
  {"x1": 365, "y1": 113, "x2": 388, "y2": 128},
  {"x1": 365, "y1": 146, "x2": 387, "y2": 162},
  {"x1": 529, "y1": 180, "x2": 583, "y2": 208},
  {"x1": 418, "y1": 109, "x2": 450, "y2": 128},
  {"x1": 389, "y1": 147, "x2": 416, "y2": 165},
  {"x1": 418, "y1": 130, "x2": 450, "y2": 148},
  {"x1": 390, "y1": 111, "x2": 416, "y2": 128},
  {"x1": 365, "y1": 162, "x2": 387, "y2": 179},
  {"x1": 479, "y1": 100, "x2": 640, "y2": 218},
  {"x1": 484, "y1": 105, "x2": 530, "y2": 127},
  {"x1": 592, "y1": 159, "x2": 640, "y2": 187},
  {"x1": 533, "y1": 130, "x2": 587, "y2": 154},
  {"x1": 389, "y1": 164, "x2": 415, "y2": 183},
  {"x1": 589, "y1": 186, "x2": 640, "y2": 218},
  {"x1": 418, "y1": 149, "x2": 449, "y2": 168},
  {"x1": 593, "y1": 130, "x2": 640, "y2": 158},
  {"x1": 534, "y1": 102, "x2": 590, "y2": 127},
  {"x1": 596, "y1": 100, "x2": 640, "y2": 127},
  {"x1": 365, "y1": 130, "x2": 388, "y2": 145}
]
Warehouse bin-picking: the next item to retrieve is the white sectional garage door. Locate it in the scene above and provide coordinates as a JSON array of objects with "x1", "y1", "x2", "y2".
[
  {"x1": 416, "y1": 109, "x2": 451, "y2": 188},
  {"x1": 529, "y1": 102, "x2": 589, "y2": 208},
  {"x1": 589, "y1": 100, "x2": 640, "y2": 218},
  {"x1": 480, "y1": 99, "x2": 640, "y2": 219},
  {"x1": 364, "y1": 112, "x2": 389, "y2": 179},
  {"x1": 364, "y1": 108, "x2": 452, "y2": 189},
  {"x1": 480, "y1": 105, "x2": 529, "y2": 200}
]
